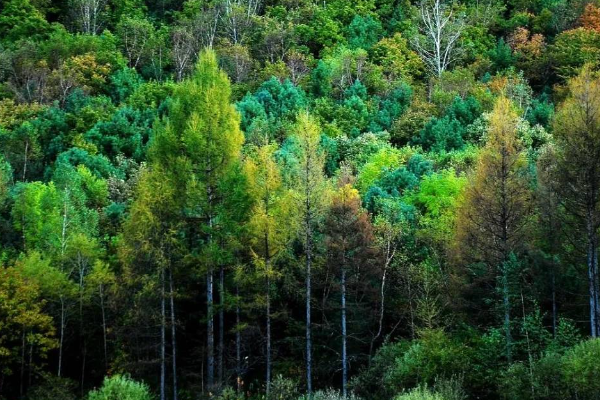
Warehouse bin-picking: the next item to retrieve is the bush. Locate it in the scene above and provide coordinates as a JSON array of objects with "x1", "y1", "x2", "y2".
[
  {"x1": 563, "y1": 339, "x2": 600, "y2": 399},
  {"x1": 26, "y1": 374, "x2": 77, "y2": 400},
  {"x1": 499, "y1": 338, "x2": 600, "y2": 400},
  {"x1": 88, "y1": 375, "x2": 153, "y2": 400},
  {"x1": 395, "y1": 387, "x2": 444, "y2": 400},
  {"x1": 270, "y1": 375, "x2": 299, "y2": 400},
  {"x1": 299, "y1": 389, "x2": 362, "y2": 400}
]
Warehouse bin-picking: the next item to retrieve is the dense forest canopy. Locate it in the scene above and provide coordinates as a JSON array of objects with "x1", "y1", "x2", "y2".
[{"x1": 3, "y1": 0, "x2": 600, "y2": 399}]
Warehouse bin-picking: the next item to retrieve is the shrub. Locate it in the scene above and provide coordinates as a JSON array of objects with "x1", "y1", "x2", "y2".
[
  {"x1": 87, "y1": 375, "x2": 153, "y2": 400},
  {"x1": 270, "y1": 375, "x2": 299, "y2": 400},
  {"x1": 395, "y1": 386, "x2": 444, "y2": 400},
  {"x1": 299, "y1": 389, "x2": 362, "y2": 400},
  {"x1": 563, "y1": 339, "x2": 600, "y2": 399},
  {"x1": 26, "y1": 374, "x2": 77, "y2": 400}
]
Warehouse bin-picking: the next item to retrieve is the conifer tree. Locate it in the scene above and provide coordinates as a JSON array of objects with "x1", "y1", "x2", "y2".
[
  {"x1": 551, "y1": 66, "x2": 600, "y2": 337},
  {"x1": 455, "y1": 97, "x2": 532, "y2": 362},
  {"x1": 291, "y1": 113, "x2": 328, "y2": 394}
]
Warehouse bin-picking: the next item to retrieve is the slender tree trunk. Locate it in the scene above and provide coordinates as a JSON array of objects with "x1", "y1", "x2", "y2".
[
  {"x1": 218, "y1": 266, "x2": 224, "y2": 386},
  {"x1": 80, "y1": 344, "x2": 86, "y2": 397},
  {"x1": 236, "y1": 283, "x2": 242, "y2": 394},
  {"x1": 100, "y1": 285, "x2": 108, "y2": 371},
  {"x1": 587, "y1": 207, "x2": 599, "y2": 337},
  {"x1": 306, "y1": 227, "x2": 312, "y2": 396},
  {"x1": 265, "y1": 231, "x2": 272, "y2": 398},
  {"x1": 58, "y1": 297, "x2": 65, "y2": 377},
  {"x1": 170, "y1": 270, "x2": 178, "y2": 400},
  {"x1": 552, "y1": 272, "x2": 557, "y2": 338},
  {"x1": 161, "y1": 270, "x2": 166, "y2": 400},
  {"x1": 20, "y1": 329, "x2": 25, "y2": 399},
  {"x1": 502, "y1": 268, "x2": 512, "y2": 363},
  {"x1": 266, "y1": 274, "x2": 271, "y2": 399},
  {"x1": 22, "y1": 141, "x2": 28, "y2": 182},
  {"x1": 207, "y1": 269, "x2": 215, "y2": 389},
  {"x1": 369, "y1": 243, "x2": 393, "y2": 364},
  {"x1": 341, "y1": 264, "x2": 347, "y2": 399},
  {"x1": 27, "y1": 342, "x2": 33, "y2": 389}
]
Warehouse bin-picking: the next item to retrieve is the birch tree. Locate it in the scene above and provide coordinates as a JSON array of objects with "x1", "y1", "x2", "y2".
[{"x1": 413, "y1": 0, "x2": 464, "y2": 77}]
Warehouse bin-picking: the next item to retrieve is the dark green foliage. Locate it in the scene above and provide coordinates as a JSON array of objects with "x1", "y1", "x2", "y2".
[
  {"x1": 84, "y1": 106, "x2": 155, "y2": 161},
  {"x1": 369, "y1": 84, "x2": 412, "y2": 132},
  {"x1": 347, "y1": 15, "x2": 383, "y2": 50},
  {"x1": 489, "y1": 38, "x2": 515, "y2": 72},
  {"x1": 412, "y1": 96, "x2": 482, "y2": 151}
]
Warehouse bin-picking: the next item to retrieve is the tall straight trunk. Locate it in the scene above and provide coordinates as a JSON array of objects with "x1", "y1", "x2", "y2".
[
  {"x1": 266, "y1": 274, "x2": 271, "y2": 398},
  {"x1": 236, "y1": 284, "x2": 242, "y2": 394},
  {"x1": 207, "y1": 269, "x2": 215, "y2": 389},
  {"x1": 552, "y1": 272, "x2": 557, "y2": 338},
  {"x1": 80, "y1": 344, "x2": 86, "y2": 397},
  {"x1": 369, "y1": 241, "x2": 393, "y2": 364},
  {"x1": 341, "y1": 265, "x2": 347, "y2": 399},
  {"x1": 502, "y1": 269, "x2": 512, "y2": 363},
  {"x1": 161, "y1": 270, "x2": 166, "y2": 400},
  {"x1": 305, "y1": 181, "x2": 313, "y2": 395},
  {"x1": 207, "y1": 181, "x2": 215, "y2": 390},
  {"x1": 28, "y1": 342, "x2": 33, "y2": 388},
  {"x1": 20, "y1": 329, "x2": 25, "y2": 398},
  {"x1": 218, "y1": 266, "x2": 224, "y2": 386},
  {"x1": 500, "y1": 147, "x2": 512, "y2": 362},
  {"x1": 305, "y1": 230, "x2": 312, "y2": 395},
  {"x1": 58, "y1": 297, "x2": 65, "y2": 377},
  {"x1": 169, "y1": 270, "x2": 178, "y2": 400},
  {"x1": 587, "y1": 209, "x2": 599, "y2": 337},
  {"x1": 100, "y1": 285, "x2": 108, "y2": 371},
  {"x1": 265, "y1": 231, "x2": 272, "y2": 398}
]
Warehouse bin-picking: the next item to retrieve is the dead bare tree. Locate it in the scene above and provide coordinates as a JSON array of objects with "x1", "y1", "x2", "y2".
[{"x1": 412, "y1": 0, "x2": 464, "y2": 77}]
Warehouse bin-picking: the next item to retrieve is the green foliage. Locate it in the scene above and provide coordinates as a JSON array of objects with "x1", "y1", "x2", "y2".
[
  {"x1": 0, "y1": 0, "x2": 53, "y2": 44},
  {"x1": 412, "y1": 96, "x2": 482, "y2": 152},
  {"x1": 25, "y1": 374, "x2": 77, "y2": 400},
  {"x1": 269, "y1": 375, "x2": 299, "y2": 400},
  {"x1": 347, "y1": 15, "x2": 383, "y2": 50},
  {"x1": 87, "y1": 375, "x2": 153, "y2": 400},
  {"x1": 395, "y1": 387, "x2": 444, "y2": 400}
]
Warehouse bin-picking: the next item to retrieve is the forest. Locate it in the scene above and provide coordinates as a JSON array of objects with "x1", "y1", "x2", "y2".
[{"x1": 2, "y1": 0, "x2": 600, "y2": 398}]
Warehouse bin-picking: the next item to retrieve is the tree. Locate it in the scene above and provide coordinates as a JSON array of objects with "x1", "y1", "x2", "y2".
[
  {"x1": 413, "y1": 0, "x2": 465, "y2": 77},
  {"x1": 70, "y1": 0, "x2": 107, "y2": 35},
  {"x1": 222, "y1": 0, "x2": 261, "y2": 45},
  {"x1": 324, "y1": 179, "x2": 374, "y2": 397},
  {"x1": 0, "y1": 0, "x2": 52, "y2": 44},
  {"x1": 244, "y1": 143, "x2": 293, "y2": 397},
  {"x1": 550, "y1": 66, "x2": 600, "y2": 337},
  {"x1": 148, "y1": 48, "x2": 244, "y2": 391},
  {"x1": 291, "y1": 113, "x2": 328, "y2": 394},
  {"x1": 455, "y1": 97, "x2": 532, "y2": 362},
  {"x1": 117, "y1": 17, "x2": 155, "y2": 69},
  {"x1": 0, "y1": 264, "x2": 57, "y2": 398}
]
